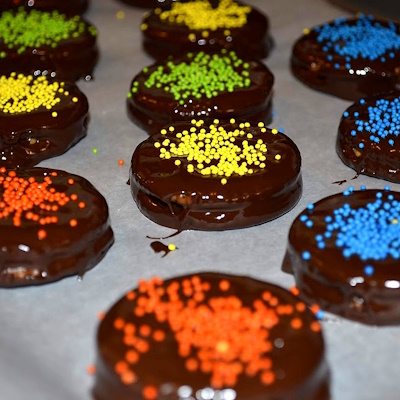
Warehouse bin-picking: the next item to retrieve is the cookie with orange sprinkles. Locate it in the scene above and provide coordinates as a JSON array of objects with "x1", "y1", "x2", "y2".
[
  {"x1": 92, "y1": 272, "x2": 330, "y2": 400},
  {"x1": 141, "y1": 0, "x2": 273, "y2": 61},
  {"x1": 0, "y1": 0, "x2": 89, "y2": 16},
  {"x1": 0, "y1": 167, "x2": 114, "y2": 287},
  {"x1": 0, "y1": 72, "x2": 89, "y2": 167}
]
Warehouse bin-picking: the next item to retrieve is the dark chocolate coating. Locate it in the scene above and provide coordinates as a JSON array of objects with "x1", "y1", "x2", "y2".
[
  {"x1": 291, "y1": 17, "x2": 400, "y2": 100},
  {"x1": 115, "y1": 0, "x2": 177, "y2": 8},
  {"x1": 0, "y1": 12, "x2": 99, "y2": 82},
  {"x1": 130, "y1": 121, "x2": 302, "y2": 231},
  {"x1": 282, "y1": 189, "x2": 400, "y2": 325},
  {"x1": 93, "y1": 272, "x2": 330, "y2": 400},
  {"x1": 336, "y1": 92, "x2": 400, "y2": 182},
  {"x1": 0, "y1": 78, "x2": 89, "y2": 167},
  {"x1": 0, "y1": 0, "x2": 89, "y2": 16},
  {"x1": 141, "y1": 0, "x2": 273, "y2": 61},
  {"x1": 0, "y1": 167, "x2": 114, "y2": 287},
  {"x1": 127, "y1": 54, "x2": 274, "y2": 135}
]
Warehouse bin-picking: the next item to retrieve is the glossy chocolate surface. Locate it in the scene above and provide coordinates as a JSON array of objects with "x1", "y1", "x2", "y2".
[
  {"x1": 0, "y1": 12, "x2": 99, "y2": 82},
  {"x1": 336, "y1": 92, "x2": 400, "y2": 182},
  {"x1": 130, "y1": 120, "x2": 302, "y2": 231},
  {"x1": 291, "y1": 17, "x2": 400, "y2": 100},
  {"x1": 127, "y1": 53, "x2": 274, "y2": 135},
  {"x1": 116, "y1": 0, "x2": 176, "y2": 8},
  {"x1": 0, "y1": 167, "x2": 114, "y2": 287},
  {"x1": 0, "y1": 77, "x2": 89, "y2": 167},
  {"x1": 282, "y1": 188, "x2": 400, "y2": 325},
  {"x1": 0, "y1": 0, "x2": 89, "y2": 15},
  {"x1": 93, "y1": 272, "x2": 330, "y2": 400},
  {"x1": 141, "y1": 0, "x2": 273, "y2": 61}
]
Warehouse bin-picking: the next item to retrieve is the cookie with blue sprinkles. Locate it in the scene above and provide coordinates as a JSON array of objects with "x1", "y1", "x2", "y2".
[
  {"x1": 282, "y1": 186, "x2": 400, "y2": 325},
  {"x1": 291, "y1": 15, "x2": 400, "y2": 100},
  {"x1": 337, "y1": 92, "x2": 400, "y2": 182}
]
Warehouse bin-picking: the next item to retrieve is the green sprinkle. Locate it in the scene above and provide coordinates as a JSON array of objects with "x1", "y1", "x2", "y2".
[
  {"x1": 137, "y1": 51, "x2": 252, "y2": 102},
  {"x1": 0, "y1": 8, "x2": 93, "y2": 52},
  {"x1": 92, "y1": 148, "x2": 98, "y2": 154}
]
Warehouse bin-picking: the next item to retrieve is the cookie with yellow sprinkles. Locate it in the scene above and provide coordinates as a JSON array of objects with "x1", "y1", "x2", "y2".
[
  {"x1": 127, "y1": 50, "x2": 274, "y2": 135},
  {"x1": 0, "y1": 8, "x2": 98, "y2": 81},
  {"x1": 141, "y1": 0, "x2": 273, "y2": 61},
  {"x1": 0, "y1": 167, "x2": 114, "y2": 287},
  {"x1": 92, "y1": 272, "x2": 330, "y2": 400},
  {"x1": 129, "y1": 119, "x2": 302, "y2": 231},
  {"x1": 0, "y1": 0, "x2": 89, "y2": 16},
  {"x1": 0, "y1": 72, "x2": 89, "y2": 167}
]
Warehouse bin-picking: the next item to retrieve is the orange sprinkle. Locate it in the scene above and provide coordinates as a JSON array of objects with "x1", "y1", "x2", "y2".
[
  {"x1": 296, "y1": 302, "x2": 306, "y2": 312},
  {"x1": 142, "y1": 385, "x2": 158, "y2": 400},
  {"x1": 126, "y1": 291, "x2": 136, "y2": 300},
  {"x1": 70, "y1": 194, "x2": 78, "y2": 201},
  {"x1": 70, "y1": 219, "x2": 78, "y2": 227},
  {"x1": 152, "y1": 330, "x2": 165, "y2": 342},
  {"x1": 125, "y1": 350, "x2": 139, "y2": 364},
  {"x1": 113, "y1": 318, "x2": 125, "y2": 330},
  {"x1": 310, "y1": 321, "x2": 321, "y2": 332},
  {"x1": 290, "y1": 286, "x2": 300, "y2": 296},
  {"x1": 78, "y1": 202, "x2": 86, "y2": 209},
  {"x1": 219, "y1": 279, "x2": 230, "y2": 291},
  {"x1": 68, "y1": 179, "x2": 74, "y2": 185},
  {"x1": 115, "y1": 360, "x2": 129, "y2": 374},
  {"x1": 261, "y1": 371, "x2": 275, "y2": 385},
  {"x1": 37, "y1": 229, "x2": 47, "y2": 240},
  {"x1": 97, "y1": 311, "x2": 105, "y2": 320},
  {"x1": 290, "y1": 318, "x2": 303, "y2": 330},
  {"x1": 121, "y1": 370, "x2": 136, "y2": 385},
  {"x1": 118, "y1": 159, "x2": 124, "y2": 165},
  {"x1": 86, "y1": 365, "x2": 96, "y2": 375},
  {"x1": 185, "y1": 358, "x2": 198, "y2": 371},
  {"x1": 139, "y1": 324, "x2": 151, "y2": 337},
  {"x1": 310, "y1": 304, "x2": 321, "y2": 314}
]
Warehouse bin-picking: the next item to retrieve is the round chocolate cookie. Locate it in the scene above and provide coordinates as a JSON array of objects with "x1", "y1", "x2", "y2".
[
  {"x1": 0, "y1": 8, "x2": 99, "y2": 81},
  {"x1": 0, "y1": 73, "x2": 89, "y2": 167},
  {"x1": 336, "y1": 92, "x2": 400, "y2": 183},
  {"x1": 127, "y1": 51, "x2": 274, "y2": 135},
  {"x1": 282, "y1": 186, "x2": 400, "y2": 325},
  {"x1": 0, "y1": 167, "x2": 114, "y2": 287},
  {"x1": 141, "y1": 0, "x2": 273, "y2": 61},
  {"x1": 130, "y1": 119, "x2": 302, "y2": 231},
  {"x1": 93, "y1": 272, "x2": 330, "y2": 400},
  {"x1": 0, "y1": 0, "x2": 89, "y2": 16},
  {"x1": 291, "y1": 15, "x2": 400, "y2": 100}
]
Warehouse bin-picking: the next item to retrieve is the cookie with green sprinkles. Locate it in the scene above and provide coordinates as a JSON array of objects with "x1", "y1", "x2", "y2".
[
  {"x1": 130, "y1": 119, "x2": 302, "y2": 231},
  {"x1": 0, "y1": 72, "x2": 89, "y2": 167},
  {"x1": 283, "y1": 185, "x2": 400, "y2": 325},
  {"x1": 337, "y1": 92, "x2": 400, "y2": 183},
  {"x1": 0, "y1": 0, "x2": 89, "y2": 16},
  {"x1": 127, "y1": 50, "x2": 274, "y2": 135},
  {"x1": 0, "y1": 8, "x2": 99, "y2": 81},
  {"x1": 141, "y1": 0, "x2": 273, "y2": 61}
]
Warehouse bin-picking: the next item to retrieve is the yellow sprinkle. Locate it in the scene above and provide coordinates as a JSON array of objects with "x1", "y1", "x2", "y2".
[
  {"x1": 154, "y1": 142, "x2": 161, "y2": 148},
  {"x1": 303, "y1": 28, "x2": 310, "y2": 35},
  {"x1": 168, "y1": 243, "x2": 176, "y2": 251},
  {"x1": 271, "y1": 128, "x2": 278, "y2": 134},
  {"x1": 174, "y1": 159, "x2": 181, "y2": 166},
  {"x1": 258, "y1": 122, "x2": 264, "y2": 127},
  {"x1": 72, "y1": 97, "x2": 78, "y2": 103},
  {"x1": 116, "y1": 10, "x2": 125, "y2": 19},
  {"x1": 141, "y1": 23, "x2": 148, "y2": 31},
  {"x1": 169, "y1": 126, "x2": 175, "y2": 132},
  {"x1": 275, "y1": 154, "x2": 281, "y2": 160},
  {"x1": 188, "y1": 33, "x2": 196, "y2": 41},
  {"x1": 229, "y1": 118, "x2": 235, "y2": 124},
  {"x1": 221, "y1": 178, "x2": 227, "y2": 185},
  {"x1": 161, "y1": 129, "x2": 167, "y2": 135},
  {"x1": 52, "y1": 111, "x2": 58, "y2": 117},
  {"x1": 393, "y1": 219, "x2": 399, "y2": 224},
  {"x1": 223, "y1": 29, "x2": 231, "y2": 36}
]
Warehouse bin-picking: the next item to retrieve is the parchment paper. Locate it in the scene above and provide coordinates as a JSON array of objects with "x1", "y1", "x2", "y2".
[{"x1": 1, "y1": 1, "x2": 400, "y2": 399}]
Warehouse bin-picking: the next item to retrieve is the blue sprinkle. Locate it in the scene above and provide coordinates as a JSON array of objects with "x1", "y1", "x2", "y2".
[
  {"x1": 315, "y1": 310, "x2": 325, "y2": 320},
  {"x1": 364, "y1": 265, "x2": 374, "y2": 276},
  {"x1": 306, "y1": 220, "x2": 313, "y2": 228},
  {"x1": 302, "y1": 251, "x2": 311, "y2": 260},
  {"x1": 343, "y1": 111, "x2": 349, "y2": 117},
  {"x1": 359, "y1": 143, "x2": 364, "y2": 149},
  {"x1": 300, "y1": 215, "x2": 308, "y2": 222},
  {"x1": 307, "y1": 203, "x2": 314, "y2": 210}
]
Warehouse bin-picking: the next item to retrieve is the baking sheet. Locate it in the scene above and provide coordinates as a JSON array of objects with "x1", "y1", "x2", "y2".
[{"x1": 1, "y1": 0, "x2": 400, "y2": 399}]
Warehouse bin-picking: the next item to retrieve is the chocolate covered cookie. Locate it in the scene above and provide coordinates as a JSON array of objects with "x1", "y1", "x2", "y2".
[
  {"x1": 127, "y1": 51, "x2": 274, "y2": 135},
  {"x1": 130, "y1": 119, "x2": 302, "y2": 231},
  {"x1": 0, "y1": 73, "x2": 89, "y2": 167},
  {"x1": 93, "y1": 272, "x2": 330, "y2": 400},
  {"x1": 141, "y1": 0, "x2": 273, "y2": 61},
  {"x1": 0, "y1": 8, "x2": 99, "y2": 81},
  {"x1": 291, "y1": 15, "x2": 400, "y2": 100},
  {"x1": 0, "y1": 167, "x2": 114, "y2": 287},
  {"x1": 283, "y1": 186, "x2": 400, "y2": 325},
  {"x1": 337, "y1": 92, "x2": 400, "y2": 182},
  {"x1": 0, "y1": 0, "x2": 89, "y2": 16}
]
